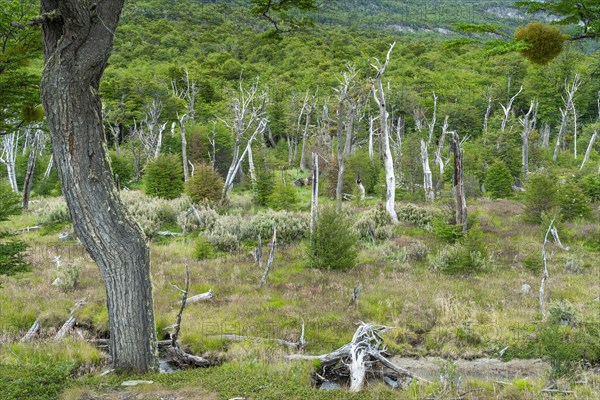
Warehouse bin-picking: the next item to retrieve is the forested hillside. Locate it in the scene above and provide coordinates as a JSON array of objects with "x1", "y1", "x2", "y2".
[{"x1": 1, "y1": 0, "x2": 599, "y2": 398}]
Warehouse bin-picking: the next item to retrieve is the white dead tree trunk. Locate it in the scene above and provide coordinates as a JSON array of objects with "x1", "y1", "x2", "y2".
[
  {"x1": 500, "y1": 85, "x2": 523, "y2": 132},
  {"x1": 540, "y1": 216, "x2": 569, "y2": 318},
  {"x1": 221, "y1": 79, "x2": 267, "y2": 199},
  {"x1": 427, "y1": 92, "x2": 438, "y2": 144},
  {"x1": 136, "y1": 98, "x2": 166, "y2": 159},
  {"x1": 519, "y1": 99, "x2": 537, "y2": 182},
  {"x1": 370, "y1": 43, "x2": 399, "y2": 224},
  {"x1": 580, "y1": 131, "x2": 598, "y2": 171},
  {"x1": 335, "y1": 70, "x2": 355, "y2": 211},
  {"x1": 258, "y1": 222, "x2": 277, "y2": 288},
  {"x1": 368, "y1": 115, "x2": 377, "y2": 164},
  {"x1": 22, "y1": 126, "x2": 44, "y2": 208},
  {"x1": 299, "y1": 91, "x2": 316, "y2": 172},
  {"x1": 1, "y1": 131, "x2": 20, "y2": 192},
  {"x1": 434, "y1": 115, "x2": 449, "y2": 188},
  {"x1": 554, "y1": 75, "x2": 581, "y2": 161},
  {"x1": 172, "y1": 68, "x2": 200, "y2": 182},
  {"x1": 420, "y1": 139, "x2": 434, "y2": 203},
  {"x1": 541, "y1": 123, "x2": 550, "y2": 148},
  {"x1": 310, "y1": 152, "x2": 319, "y2": 237},
  {"x1": 483, "y1": 95, "x2": 492, "y2": 144}
]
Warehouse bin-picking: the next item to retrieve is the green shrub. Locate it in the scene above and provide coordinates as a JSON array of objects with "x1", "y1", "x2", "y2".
[
  {"x1": 547, "y1": 300, "x2": 578, "y2": 326},
  {"x1": 353, "y1": 203, "x2": 390, "y2": 241},
  {"x1": 579, "y1": 174, "x2": 600, "y2": 202},
  {"x1": 524, "y1": 171, "x2": 559, "y2": 223},
  {"x1": 109, "y1": 151, "x2": 134, "y2": 184},
  {"x1": 194, "y1": 236, "x2": 216, "y2": 260},
  {"x1": 267, "y1": 180, "x2": 298, "y2": 210},
  {"x1": 0, "y1": 182, "x2": 30, "y2": 280},
  {"x1": 144, "y1": 153, "x2": 184, "y2": 199},
  {"x1": 186, "y1": 163, "x2": 224, "y2": 204},
  {"x1": 429, "y1": 225, "x2": 491, "y2": 274},
  {"x1": 484, "y1": 160, "x2": 513, "y2": 199},
  {"x1": 254, "y1": 154, "x2": 275, "y2": 206},
  {"x1": 397, "y1": 204, "x2": 434, "y2": 228},
  {"x1": 432, "y1": 218, "x2": 463, "y2": 242},
  {"x1": 305, "y1": 206, "x2": 358, "y2": 270},
  {"x1": 559, "y1": 182, "x2": 591, "y2": 221}
]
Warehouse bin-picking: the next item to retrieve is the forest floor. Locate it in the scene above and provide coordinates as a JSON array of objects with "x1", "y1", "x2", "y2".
[{"x1": 0, "y1": 192, "x2": 599, "y2": 399}]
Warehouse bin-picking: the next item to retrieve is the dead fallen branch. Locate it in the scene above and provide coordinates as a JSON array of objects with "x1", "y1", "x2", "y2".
[
  {"x1": 20, "y1": 320, "x2": 40, "y2": 342},
  {"x1": 208, "y1": 320, "x2": 306, "y2": 350},
  {"x1": 288, "y1": 321, "x2": 429, "y2": 391},
  {"x1": 53, "y1": 298, "x2": 87, "y2": 340},
  {"x1": 180, "y1": 289, "x2": 214, "y2": 305}
]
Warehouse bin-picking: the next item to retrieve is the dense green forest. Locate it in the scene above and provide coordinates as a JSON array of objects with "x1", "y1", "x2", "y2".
[{"x1": 1, "y1": 0, "x2": 599, "y2": 398}]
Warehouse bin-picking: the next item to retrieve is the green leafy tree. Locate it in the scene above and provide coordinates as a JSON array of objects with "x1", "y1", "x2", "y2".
[
  {"x1": 484, "y1": 160, "x2": 513, "y2": 199},
  {"x1": 185, "y1": 163, "x2": 224, "y2": 204},
  {"x1": 559, "y1": 182, "x2": 591, "y2": 220},
  {"x1": 516, "y1": 0, "x2": 599, "y2": 40},
  {"x1": 144, "y1": 154, "x2": 184, "y2": 199},
  {"x1": 0, "y1": 181, "x2": 30, "y2": 279},
  {"x1": 305, "y1": 206, "x2": 358, "y2": 270},
  {"x1": 524, "y1": 171, "x2": 559, "y2": 222}
]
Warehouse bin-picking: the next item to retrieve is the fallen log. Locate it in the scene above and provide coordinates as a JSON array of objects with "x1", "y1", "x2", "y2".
[
  {"x1": 184, "y1": 289, "x2": 214, "y2": 304},
  {"x1": 54, "y1": 316, "x2": 76, "y2": 340},
  {"x1": 20, "y1": 320, "x2": 40, "y2": 342}
]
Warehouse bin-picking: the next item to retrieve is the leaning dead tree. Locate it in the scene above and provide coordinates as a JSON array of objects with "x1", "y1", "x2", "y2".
[
  {"x1": 221, "y1": 79, "x2": 268, "y2": 199},
  {"x1": 172, "y1": 68, "x2": 200, "y2": 182},
  {"x1": 540, "y1": 216, "x2": 568, "y2": 318},
  {"x1": 580, "y1": 131, "x2": 598, "y2": 171},
  {"x1": 258, "y1": 222, "x2": 277, "y2": 288},
  {"x1": 288, "y1": 322, "x2": 428, "y2": 391},
  {"x1": 450, "y1": 132, "x2": 467, "y2": 233},
  {"x1": 370, "y1": 43, "x2": 399, "y2": 224}
]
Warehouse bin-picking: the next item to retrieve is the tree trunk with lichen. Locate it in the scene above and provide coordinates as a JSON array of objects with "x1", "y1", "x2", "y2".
[{"x1": 40, "y1": 0, "x2": 158, "y2": 372}]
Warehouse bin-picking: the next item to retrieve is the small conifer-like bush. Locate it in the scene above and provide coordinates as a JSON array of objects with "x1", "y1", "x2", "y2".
[
  {"x1": 484, "y1": 160, "x2": 513, "y2": 199},
  {"x1": 144, "y1": 153, "x2": 184, "y2": 199},
  {"x1": 186, "y1": 163, "x2": 224, "y2": 204},
  {"x1": 0, "y1": 182, "x2": 30, "y2": 280},
  {"x1": 524, "y1": 171, "x2": 559, "y2": 223},
  {"x1": 305, "y1": 206, "x2": 358, "y2": 270}
]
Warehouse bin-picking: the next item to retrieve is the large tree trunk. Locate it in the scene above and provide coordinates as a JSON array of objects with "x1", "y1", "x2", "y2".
[
  {"x1": 370, "y1": 43, "x2": 398, "y2": 224},
  {"x1": 40, "y1": 0, "x2": 158, "y2": 372}
]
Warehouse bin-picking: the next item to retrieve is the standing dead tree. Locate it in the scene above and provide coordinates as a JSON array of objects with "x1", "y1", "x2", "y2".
[
  {"x1": 519, "y1": 99, "x2": 538, "y2": 182},
  {"x1": 450, "y1": 132, "x2": 467, "y2": 233},
  {"x1": 22, "y1": 124, "x2": 44, "y2": 208},
  {"x1": 500, "y1": 85, "x2": 523, "y2": 133},
  {"x1": 334, "y1": 69, "x2": 356, "y2": 211},
  {"x1": 434, "y1": 115, "x2": 450, "y2": 191},
  {"x1": 299, "y1": 90, "x2": 317, "y2": 172},
  {"x1": 172, "y1": 68, "x2": 200, "y2": 182},
  {"x1": 221, "y1": 79, "x2": 268, "y2": 199},
  {"x1": 136, "y1": 98, "x2": 167, "y2": 160},
  {"x1": 1, "y1": 131, "x2": 20, "y2": 192},
  {"x1": 370, "y1": 43, "x2": 399, "y2": 223},
  {"x1": 310, "y1": 152, "x2": 319, "y2": 237},
  {"x1": 554, "y1": 74, "x2": 581, "y2": 161}
]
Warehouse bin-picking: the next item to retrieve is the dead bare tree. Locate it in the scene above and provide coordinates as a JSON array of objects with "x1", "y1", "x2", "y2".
[
  {"x1": 221, "y1": 79, "x2": 268, "y2": 199},
  {"x1": 519, "y1": 99, "x2": 538, "y2": 182},
  {"x1": 483, "y1": 92, "x2": 492, "y2": 144},
  {"x1": 136, "y1": 98, "x2": 167, "y2": 159},
  {"x1": 450, "y1": 132, "x2": 467, "y2": 232},
  {"x1": 334, "y1": 69, "x2": 356, "y2": 211},
  {"x1": 172, "y1": 68, "x2": 200, "y2": 182},
  {"x1": 22, "y1": 125, "x2": 44, "y2": 208},
  {"x1": 1, "y1": 131, "x2": 20, "y2": 192},
  {"x1": 540, "y1": 216, "x2": 568, "y2": 318},
  {"x1": 580, "y1": 131, "x2": 598, "y2": 171},
  {"x1": 310, "y1": 152, "x2": 319, "y2": 237},
  {"x1": 299, "y1": 90, "x2": 317, "y2": 172},
  {"x1": 370, "y1": 43, "x2": 399, "y2": 223},
  {"x1": 434, "y1": 115, "x2": 450, "y2": 190},
  {"x1": 368, "y1": 115, "x2": 378, "y2": 164},
  {"x1": 554, "y1": 75, "x2": 581, "y2": 161},
  {"x1": 258, "y1": 223, "x2": 277, "y2": 288},
  {"x1": 500, "y1": 85, "x2": 523, "y2": 132}
]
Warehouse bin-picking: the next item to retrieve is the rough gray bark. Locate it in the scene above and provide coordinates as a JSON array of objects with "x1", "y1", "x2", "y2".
[
  {"x1": 450, "y1": 132, "x2": 467, "y2": 233},
  {"x1": 40, "y1": 0, "x2": 158, "y2": 372},
  {"x1": 370, "y1": 43, "x2": 399, "y2": 224}
]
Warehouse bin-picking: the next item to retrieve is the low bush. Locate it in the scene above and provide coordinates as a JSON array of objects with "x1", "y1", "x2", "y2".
[
  {"x1": 484, "y1": 160, "x2": 513, "y2": 199},
  {"x1": 429, "y1": 225, "x2": 492, "y2": 274},
  {"x1": 186, "y1": 163, "x2": 224, "y2": 204},
  {"x1": 53, "y1": 258, "x2": 83, "y2": 292},
  {"x1": 305, "y1": 206, "x2": 358, "y2": 270},
  {"x1": 524, "y1": 171, "x2": 559, "y2": 223},
  {"x1": 396, "y1": 203, "x2": 434, "y2": 228},
  {"x1": 144, "y1": 153, "x2": 184, "y2": 199},
  {"x1": 194, "y1": 236, "x2": 216, "y2": 260}
]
